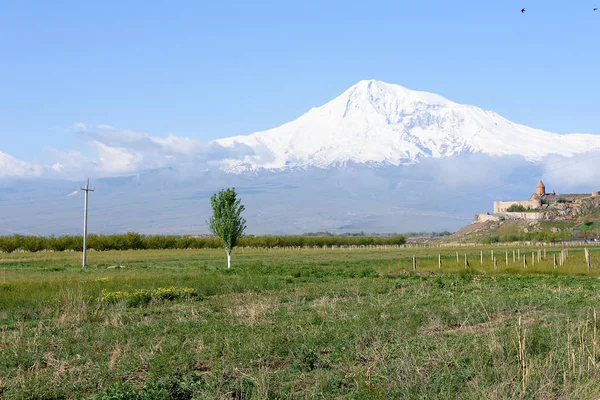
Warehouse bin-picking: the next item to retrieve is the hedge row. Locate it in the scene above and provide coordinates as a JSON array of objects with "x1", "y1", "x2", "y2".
[
  {"x1": 481, "y1": 231, "x2": 572, "y2": 244},
  {"x1": 0, "y1": 233, "x2": 406, "y2": 253}
]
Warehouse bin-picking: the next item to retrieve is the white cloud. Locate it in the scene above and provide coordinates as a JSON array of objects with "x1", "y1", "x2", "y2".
[
  {"x1": 3, "y1": 122, "x2": 600, "y2": 192},
  {"x1": 0, "y1": 124, "x2": 255, "y2": 180},
  {"x1": 0, "y1": 151, "x2": 43, "y2": 178},
  {"x1": 541, "y1": 152, "x2": 600, "y2": 191},
  {"x1": 46, "y1": 148, "x2": 89, "y2": 174},
  {"x1": 403, "y1": 153, "x2": 533, "y2": 188},
  {"x1": 89, "y1": 141, "x2": 146, "y2": 175},
  {"x1": 152, "y1": 134, "x2": 204, "y2": 155},
  {"x1": 72, "y1": 122, "x2": 87, "y2": 131}
]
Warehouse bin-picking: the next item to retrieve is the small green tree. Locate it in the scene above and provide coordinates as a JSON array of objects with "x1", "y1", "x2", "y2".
[
  {"x1": 208, "y1": 188, "x2": 247, "y2": 268},
  {"x1": 507, "y1": 204, "x2": 528, "y2": 212}
]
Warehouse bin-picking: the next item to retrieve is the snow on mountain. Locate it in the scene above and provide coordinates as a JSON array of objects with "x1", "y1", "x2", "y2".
[{"x1": 216, "y1": 80, "x2": 600, "y2": 172}]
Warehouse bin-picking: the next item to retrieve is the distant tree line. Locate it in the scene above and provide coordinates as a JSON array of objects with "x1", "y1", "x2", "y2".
[
  {"x1": 0, "y1": 233, "x2": 407, "y2": 253},
  {"x1": 301, "y1": 231, "x2": 452, "y2": 237},
  {"x1": 402, "y1": 231, "x2": 453, "y2": 237}
]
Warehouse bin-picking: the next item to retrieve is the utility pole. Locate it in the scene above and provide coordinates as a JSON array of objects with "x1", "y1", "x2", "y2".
[{"x1": 81, "y1": 179, "x2": 95, "y2": 267}]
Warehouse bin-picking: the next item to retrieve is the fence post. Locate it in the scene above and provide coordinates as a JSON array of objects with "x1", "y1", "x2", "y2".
[
  {"x1": 465, "y1": 254, "x2": 469, "y2": 268},
  {"x1": 494, "y1": 257, "x2": 497, "y2": 270},
  {"x1": 413, "y1": 256, "x2": 416, "y2": 270},
  {"x1": 554, "y1": 253, "x2": 557, "y2": 270},
  {"x1": 585, "y1": 248, "x2": 591, "y2": 274},
  {"x1": 524, "y1": 255, "x2": 528, "y2": 269},
  {"x1": 506, "y1": 250, "x2": 509, "y2": 266},
  {"x1": 480, "y1": 250, "x2": 483, "y2": 265},
  {"x1": 438, "y1": 254, "x2": 441, "y2": 269}
]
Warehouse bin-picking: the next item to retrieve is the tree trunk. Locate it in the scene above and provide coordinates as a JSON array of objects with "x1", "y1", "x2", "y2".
[{"x1": 227, "y1": 250, "x2": 231, "y2": 269}]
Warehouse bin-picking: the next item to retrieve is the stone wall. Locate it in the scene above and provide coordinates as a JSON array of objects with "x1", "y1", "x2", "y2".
[
  {"x1": 493, "y1": 199, "x2": 541, "y2": 214},
  {"x1": 473, "y1": 214, "x2": 500, "y2": 224},
  {"x1": 502, "y1": 212, "x2": 544, "y2": 221}
]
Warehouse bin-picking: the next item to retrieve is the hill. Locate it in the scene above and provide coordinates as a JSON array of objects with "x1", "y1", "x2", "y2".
[{"x1": 451, "y1": 216, "x2": 600, "y2": 244}]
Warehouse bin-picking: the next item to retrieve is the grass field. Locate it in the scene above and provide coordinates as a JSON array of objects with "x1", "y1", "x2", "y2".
[{"x1": 3, "y1": 246, "x2": 600, "y2": 399}]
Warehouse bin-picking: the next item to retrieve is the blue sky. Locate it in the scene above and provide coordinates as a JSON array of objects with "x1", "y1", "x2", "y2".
[{"x1": 1, "y1": 0, "x2": 599, "y2": 161}]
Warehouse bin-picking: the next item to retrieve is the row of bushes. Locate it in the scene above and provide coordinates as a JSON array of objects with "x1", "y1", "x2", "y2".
[
  {"x1": 481, "y1": 230, "x2": 572, "y2": 244},
  {"x1": 506, "y1": 204, "x2": 541, "y2": 212},
  {"x1": 0, "y1": 233, "x2": 407, "y2": 253}
]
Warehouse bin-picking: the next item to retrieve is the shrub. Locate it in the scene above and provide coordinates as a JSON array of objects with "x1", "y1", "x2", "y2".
[
  {"x1": 507, "y1": 204, "x2": 528, "y2": 212},
  {"x1": 124, "y1": 232, "x2": 145, "y2": 250},
  {"x1": 127, "y1": 289, "x2": 152, "y2": 307},
  {"x1": 153, "y1": 287, "x2": 181, "y2": 301},
  {"x1": 99, "y1": 290, "x2": 130, "y2": 304},
  {"x1": 482, "y1": 235, "x2": 500, "y2": 244},
  {"x1": 359, "y1": 268, "x2": 379, "y2": 278},
  {"x1": 20, "y1": 236, "x2": 46, "y2": 252},
  {"x1": 0, "y1": 234, "x2": 21, "y2": 253},
  {"x1": 177, "y1": 287, "x2": 199, "y2": 299},
  {"x1": 154, "y1": 287, "x2": 198, "y2": 300}
]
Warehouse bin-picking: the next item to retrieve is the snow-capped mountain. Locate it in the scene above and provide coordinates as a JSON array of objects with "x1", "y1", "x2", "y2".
[
  {"x1": 2, "y1": 80, "x2": 600, "y2": 236},
  {"x1": 217, "y1": 80, "x2": 600, "y2": 171}
]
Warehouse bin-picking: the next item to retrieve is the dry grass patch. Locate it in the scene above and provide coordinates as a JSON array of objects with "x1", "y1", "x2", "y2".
[
  {"x1": 311, "y1": 296, "x2": 356, "y2": 321},
  {"x1": 424, "y1": 308, "x2": 547, "y2": 335},
  {"x1": 103, "y1": 312, "x2": 123, "y2": 328},
  {"x1": 53, "y1": 289, "x2": 99, "y2": 328},
  {"x1": 223, "y1": 293, "x2": 280, "y2": 326},
  {"x1": 108, "y1": 341, "x2": 128, "y2": 373},
  {"x1": 170, "y1": 303, "x2": 211, "y2": 323},
  {"x1": 231, "y1": 301, "x2": 276, "y2": 326},
  {"x1": 312, "y1": 296, "x2": 341, "y2": 314}
]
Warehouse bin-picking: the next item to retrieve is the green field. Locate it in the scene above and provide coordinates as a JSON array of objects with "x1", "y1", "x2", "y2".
[{"x1": 2, "y1": 246, "x2": 600, "y2": 399}]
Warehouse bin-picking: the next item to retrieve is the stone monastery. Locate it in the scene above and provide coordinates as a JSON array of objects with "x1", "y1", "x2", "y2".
[{"x1": 474, "y1": 181, "x2": 600, "y2": 223}]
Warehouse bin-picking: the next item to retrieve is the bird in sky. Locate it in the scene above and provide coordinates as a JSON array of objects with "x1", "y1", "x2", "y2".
[
  {"x1": 521, "y1": 8, "x2": 526, "y2": 13},
  {"x1": 594, "y1": 8, "x2": 598, "y2": 11}
]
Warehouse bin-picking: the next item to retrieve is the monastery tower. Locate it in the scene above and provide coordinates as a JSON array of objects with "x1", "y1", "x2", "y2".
[{"x1": 536, "y1": 180, "x2": 546, "y2": 197}]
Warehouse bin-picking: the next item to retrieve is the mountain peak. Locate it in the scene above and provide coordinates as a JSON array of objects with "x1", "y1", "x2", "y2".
[
  {"x1": 350, "y1": 79, "x2": 413, "y2": 92},
  {"x1": 350, "y1": 79, "x2": 394, "y2": 91},
  {"x1": 344, "y1": 79, "x2": 452, "y2": 107}
]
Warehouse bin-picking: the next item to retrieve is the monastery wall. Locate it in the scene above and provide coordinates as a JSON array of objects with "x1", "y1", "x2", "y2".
[
  {"x1": 493, "y1": 199, "x2": 541, "y2": 214},
  {"x1": 502, "y1": 212, "x2": 544, "y2": 221}
]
